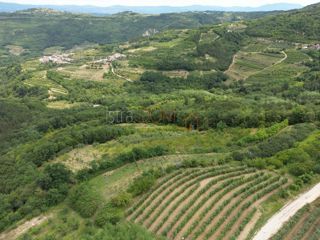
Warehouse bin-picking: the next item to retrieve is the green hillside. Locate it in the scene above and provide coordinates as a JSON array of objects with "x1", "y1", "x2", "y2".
[
  {"x1": 246, "y1": 3, "x2": 320, "y2": 41},
  {"x1": 0, "y1": 9, "x2": 269, "y2": 57},
  {"x1": 0, "y1": 3, "x2": 320, "y2": 240}
]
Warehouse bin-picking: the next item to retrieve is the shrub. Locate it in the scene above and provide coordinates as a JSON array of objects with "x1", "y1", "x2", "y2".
[
  {"x1": 45, "y1": 185, "x2": 69, "y2": 206},
  {"x1": 68, "y1": 183, "x2": 102, "y2": 218},
  {"x1": 314, "y1": 164, "x2": 320, "y2": 174},
  {"x1": 95, "y1": 204, "x2": 123, "y2": 227},
  {"x1": 110, "y1": 192, "x2": 132, "y2": 208},
  {"x1": 38, "y1": 163, "x2": 72, "y2": 191},
  {"x1": 128, "y1": 173, "x2": 157, "y2": 197},
  {"x1": 288, "y1": 162, "x2": 313, "y2": 176}
]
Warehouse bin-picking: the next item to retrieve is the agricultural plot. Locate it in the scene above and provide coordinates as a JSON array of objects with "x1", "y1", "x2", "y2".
[
  {"x1": 283, "y1": 49, "x2": 311, "y2": 64},
  {"x1": 53, "y1": 145, "x2": 102, "y2": 172},
  {"x1": 46, "y1": 100, "x2": 82, "y2": 109},
  {"x1": 199, "y1": 30, "x2": 220, "y2": 43},
  {"x1": 245, "y1": 60, "x2": 308, "y2": 90},
  {"x1": 127, "y1": 165, "x2": 288, "y2": 240},
  {"x1": 24, "y1": 70, "x2": 68, "y2": 97},
  {"x1": 271, "y1": 198, "x2": 320, "y2": 240},
  {"x1": 111, "y1": 61, "x2": 144, "y2": 81},
  {"x1": 5, "y1": 45, "x2": 25, "y2": 56},
  {"x1": 226, "y1": 51, "x2": 285, "y2": 80},
  {"x1": 57, "y1": 65, "x2": 109, "y2": 82}
]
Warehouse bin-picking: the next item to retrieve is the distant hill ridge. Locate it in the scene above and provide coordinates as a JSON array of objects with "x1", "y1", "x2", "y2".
[{"x1": 0, "y1": 2, "x2": 303, "y2": 14}]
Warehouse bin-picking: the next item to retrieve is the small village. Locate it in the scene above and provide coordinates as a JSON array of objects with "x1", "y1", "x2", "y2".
[
  {"x1": 87, "y1": 53, "x2": 126, "y2": 69},
  {"x1": 39, "y1": 54, "x2": 73, "y2": 64},
  {"x1": 300, "y1": 43, "x2": 320, "y2": 50},
  {"x1": 89, "y1": 53, "x2": 126, "y2": 64}
]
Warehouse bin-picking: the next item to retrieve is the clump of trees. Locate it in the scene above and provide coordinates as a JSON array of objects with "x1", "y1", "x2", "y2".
[
  {"x1": 136, "y1": 70, "x2": 227, "y2": 93},
  {"x1": 68, "y1": 182, "x2": 103, "y2": 218},
  {"x1": 38, "y1": 163, "x2": 73, "y2": 206}
]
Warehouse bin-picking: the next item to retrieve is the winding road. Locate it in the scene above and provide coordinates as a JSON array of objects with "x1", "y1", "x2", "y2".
[
  {"x1": 252, "y1": 182, "x2": 320, "y2": 240},
  {"x1": 110, "y1": 64, "x2": 133, "y2": 82}
]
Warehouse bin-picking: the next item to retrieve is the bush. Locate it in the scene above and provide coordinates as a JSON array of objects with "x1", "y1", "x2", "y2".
[
  {"x1": 91, "y1": 222, "x2": 156, "y2": 239},
  {"x1": 45, "y1": 185, "x2": 69, "y2": 206},
  {"x1": 110, "y1": 192, "x2": 132, "y2": 208},
  {"x1": 116, "y1": 145, "x2": 169, "y2": 164},
  {"x1": 95, "y1": 204, "x2": 123, "y2": 227},
  {"x1": 68, "y1": 183, "x2": 102, "y2": 218},
  {"x1": 38, "y1": 163, "x2": 72, "y2": 191},
  {"x1": 314, "y1": 164, "x2": 320, "y2": 174},
  {"x1": 128, "y1": 172, "x2": 157, "y2": 197},
  {"x1": 288, "y1": 162, "x2": 313, "y2": 176}
]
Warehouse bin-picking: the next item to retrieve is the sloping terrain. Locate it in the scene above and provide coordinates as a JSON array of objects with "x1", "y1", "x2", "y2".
[
  {"x1": 270, "y1": 197, "x2": 320, "y2": 240},
  {"x1": 253, "y1": 184, "x2": 320, "y2": 240},
  {"x1": 128, "y1": 165, "x2": 288, "y2": 240},
  {"x1": 0, "y1": 9, "x2": 268, "y2": 57},
  {"x1": 0, "y1": 3, "x2": 320, "y2": 240}
]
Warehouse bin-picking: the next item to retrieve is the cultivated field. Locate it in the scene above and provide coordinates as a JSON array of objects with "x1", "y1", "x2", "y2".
[
  {"x1": 271, "y1": 198, "x2": 320, "y2": 240},
  {"x1": 127, "y1": 165, "x2": 288, "y2": 240},
  {"x1": 226, "y1": 51, "x2": 285, "y2": 80}
]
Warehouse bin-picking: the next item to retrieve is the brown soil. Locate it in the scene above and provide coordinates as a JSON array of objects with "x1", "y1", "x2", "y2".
[
  {"x1": 156, "y1": 175, "x2": 232, "y2": 235},
  {"x1": 170, "y1": 173, "x2": 257, "y2": 240},
  {"x1": 181, "y1": 174, "x2": 262, "y2": 240},
  {"x1": 127, "y1": 171, "x2": 186, "y2": 221},
  {"x1": 223, "y1": 180, "x2": 289, "y2": 240},
  {"x1": 238, "y1": 211, "x2": 262, "y2": 240},
  {"x1": 134, "y1": 171, "x2": 202, "y2": 224},
  {"x1": 0, "y1": 215, "x2": 51, "y2": 240}
]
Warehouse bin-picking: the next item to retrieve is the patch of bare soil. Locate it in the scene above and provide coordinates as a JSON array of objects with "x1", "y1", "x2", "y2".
[{"x1": 0, "y1": 215, "x2": 51, "y2": 240}]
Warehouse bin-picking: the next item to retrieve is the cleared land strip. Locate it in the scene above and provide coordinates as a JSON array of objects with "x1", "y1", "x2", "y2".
[
  {"x1": 0, "y1": 215, "x2": 51, "y2": 240},
  {"x1": 253, "y1": 182, "x2": 320, "y2": 240}
]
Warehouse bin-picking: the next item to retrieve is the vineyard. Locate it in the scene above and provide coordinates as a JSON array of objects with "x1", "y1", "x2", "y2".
[
  {"x1": 127, "y1": 165, "x2": 288, "y2": 240},
  {"x1": 271, "y1": 198, "x2": 320, "y2": 240}
]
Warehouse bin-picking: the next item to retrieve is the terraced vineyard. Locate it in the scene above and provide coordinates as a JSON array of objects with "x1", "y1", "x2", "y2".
[
  {"x1": 226, "y1": 51, "x2": 285, "y2": 80},
  {"x1": 271, "y1": 198, "x2": 320, "y2": 240},
  {"x1": 127, "y1": 165, "x2": 288, "y2": 240}
]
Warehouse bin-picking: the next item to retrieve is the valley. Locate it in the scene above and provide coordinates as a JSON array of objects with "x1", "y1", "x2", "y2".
[{"x1": 0, "y1": 2, "x2": 320, "y2": 240}]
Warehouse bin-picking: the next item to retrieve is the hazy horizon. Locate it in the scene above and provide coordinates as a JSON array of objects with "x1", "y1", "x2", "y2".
[{"x1": 1, "y1": 0, "x2": 318, "y2": 7}]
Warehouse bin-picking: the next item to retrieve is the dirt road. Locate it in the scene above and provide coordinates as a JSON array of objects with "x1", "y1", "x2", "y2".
[
  {"x1": 252, "y1": 182, "x2": 320, "y2": 240},
  {"x1": 110, "y1": 64, "x2": 133, "y2": 82},
  {"x1": 0, "y1": 215, "x2": 51, "y2": 240}
]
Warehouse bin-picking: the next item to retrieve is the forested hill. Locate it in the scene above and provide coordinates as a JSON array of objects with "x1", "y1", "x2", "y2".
[
  {"x1": 246, "y1": 2, "x2": 320, "y2": 41},
  {"x1": 0, "y1": 9, "x2": 271, "y2": 56}
]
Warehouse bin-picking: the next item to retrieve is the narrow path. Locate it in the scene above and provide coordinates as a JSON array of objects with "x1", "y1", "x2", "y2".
[
  {"x1": 0, "y1": 215, "x2": 51, "y2": 240},
  {"x1": 253, "y1": 50, "x2": 287, "y2": 76},
  {"x1": 274, "y1": 50, "x2": 287, "y2": 65},
  {"x1": 253, "y1": 182, "x2": 320, "y2": 240},
  {"x1": 225, "y1": 50, "x2": 287, "y2": 82},
  {"x1": 110, "y1": 64, "x2": 133, "y2": 82}
]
